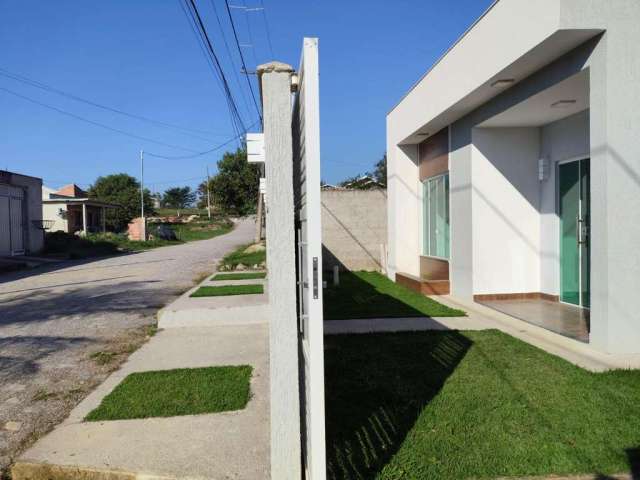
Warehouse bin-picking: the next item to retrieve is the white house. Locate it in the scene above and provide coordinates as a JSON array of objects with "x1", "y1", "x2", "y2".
[
  {"x1": 42, "y1": 183, "x2": 118, "y2": 234},
  {"x1": 386, "y1": 0, "x2": 640, "y2": 354},
  {"x1": 0, "y1": 170, "x2": 44, "y2": 256}
]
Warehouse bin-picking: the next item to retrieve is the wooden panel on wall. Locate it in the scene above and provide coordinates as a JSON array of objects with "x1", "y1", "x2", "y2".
[
  {"x1": 420, "y1": 256, "x2": 449, "y2": 281},
  {"x1": 419, "y1": 127, "x2": 449, "y2": 181}
]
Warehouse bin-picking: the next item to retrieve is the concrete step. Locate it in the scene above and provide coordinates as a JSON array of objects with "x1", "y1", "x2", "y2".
[{"x1": 157, "y1": 282, "x2": 269, "y2": 328}]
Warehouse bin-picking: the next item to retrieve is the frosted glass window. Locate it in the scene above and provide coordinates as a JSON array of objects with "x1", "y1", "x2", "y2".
[{"x1": 422, "y1": 173, "x2": 450, "y2": 259}]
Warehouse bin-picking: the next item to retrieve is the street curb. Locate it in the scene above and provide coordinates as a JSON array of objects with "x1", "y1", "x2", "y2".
[{"x1": 11, "y1": 461, "x2": 177, "y2": 480}]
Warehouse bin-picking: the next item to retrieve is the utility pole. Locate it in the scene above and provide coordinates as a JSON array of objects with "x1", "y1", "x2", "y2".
[
  {"x1": 140, "y1": 149, "x2": 146, "y2": 241},
  {"x1": 206, "y1": 165, "x2": 212, "y2": 221}
]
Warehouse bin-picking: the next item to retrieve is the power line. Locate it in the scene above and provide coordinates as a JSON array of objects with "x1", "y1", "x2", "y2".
[
  {"x1": 180, "y1": 0, "x2": 244, "y2": 140},
  {"x1": 224, "y1": 0, "x2": 262, "y2": 126},
  {"x1": 258, "y1": 0, "x2": 275, "y2": 58},
  {"x1": 0, "y1": 86, "x2": 200, "y2": 152},
  {"x1": 183, "y1": 0, "x2": 248, "y2": 139},
  {"x1": 208, "y1": 0, "x2": 253, "y2": 120},
  {"x1": 241, "y1": 0, "x2": 260, "y2": 68},
  {"x1": 0, "y1": 67, "x2": 232, "y2": 141},
  {"x1": 144, "y1": 120, "x2": 257, "y2": 160}
]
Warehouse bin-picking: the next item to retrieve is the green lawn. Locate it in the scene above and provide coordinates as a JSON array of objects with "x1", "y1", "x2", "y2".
[
  {"x1": 325, "y1": 330, "x2": 640, "y2": 479},
  {"x1": 85, "y1": 366, "x2": 252, "y2": 421},
  {"x1": 220, "y1": 244, "x2": 266, "y2": 269},
  {"x1": 156, "y1": 220, "x2": 233, "y2": 242},
  {"x1": 323, "y1": 271, "x2": 465, "y2": 320},
  {"x1": 190, "y1": 284, "x2": 264, "y2": 297},
  {"x1": 212, "y1": 272, "x2": 267, "y2": 281}
]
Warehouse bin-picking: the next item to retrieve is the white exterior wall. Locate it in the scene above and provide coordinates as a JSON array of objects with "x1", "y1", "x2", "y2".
[
  {"x1": 42, "y1": 203, "x2": 68, "y2": 233},
  {"x1": 471, "y1": 127, "x2": 541, "y2": 295},
  {"x1": 387, "y1": 0, "x2": 640, "y2": 353},
  {"x1": 539, "y1": 110, "x2": 590, "y2": 296},
  {"x1": 386, "y1": 126, "x2": 420, "y2": 279}
]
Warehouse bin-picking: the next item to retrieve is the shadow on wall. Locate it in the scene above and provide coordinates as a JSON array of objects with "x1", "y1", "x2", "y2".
[
  {"x1": 324, "y1": 330, "x2": 472, "y2": 479},
  {"x1": 321, "y1": 189, "x2": 387, "y2": 272}
]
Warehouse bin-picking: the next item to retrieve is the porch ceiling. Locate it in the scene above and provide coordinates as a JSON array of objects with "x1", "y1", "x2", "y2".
[{"x1": 477, "y1": 70, "x2": 588, "y2": 128}]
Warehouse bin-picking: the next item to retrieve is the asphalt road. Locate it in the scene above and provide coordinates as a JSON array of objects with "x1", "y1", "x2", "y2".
[{"x1": 0, "y1": 218, "x2": 255, "y2": 474}]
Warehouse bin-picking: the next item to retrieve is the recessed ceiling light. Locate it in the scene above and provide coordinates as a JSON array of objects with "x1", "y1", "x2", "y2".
[
  {"x1": 551, "y1": 99, "x2": 577, "y2": 108},
  {"x1": 417, "y1": 132, "x2": 430, "y2": 137},
  {"x1": 491, "y1": 78, "x2": 515, "y2": 88}
]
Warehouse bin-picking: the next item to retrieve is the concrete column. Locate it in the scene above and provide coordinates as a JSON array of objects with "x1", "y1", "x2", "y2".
[
  {"x1": 81, "y1": 203, "x2": 87, "y2": 235},
  {"x1": 588, "y1": 16, "x2": 640, "y2": 353},
  {"x1": 258, "y1": 61, "x2": 301, "y2": 479}
]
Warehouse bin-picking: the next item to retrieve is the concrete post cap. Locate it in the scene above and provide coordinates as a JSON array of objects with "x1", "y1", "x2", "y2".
[{"x1": 256, "y1": 62, "x2": 294, "y2": 75}]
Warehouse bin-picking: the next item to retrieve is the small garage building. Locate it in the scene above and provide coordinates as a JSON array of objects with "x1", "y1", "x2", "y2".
[{"x1": 0, "y1": 170, "x2": 44, "y2": 256}]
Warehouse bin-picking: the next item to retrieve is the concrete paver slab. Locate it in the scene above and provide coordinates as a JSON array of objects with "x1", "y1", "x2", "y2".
[{"x1": 13, "y1": 324, "x2": 270, "y2": 480}]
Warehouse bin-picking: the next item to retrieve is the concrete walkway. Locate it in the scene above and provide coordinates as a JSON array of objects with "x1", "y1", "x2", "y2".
[
  {"x1": 10, "y1": 228, "x2": 271, "y2": 479},
  {"x1": 0, "y1": 218, "x2": 256, "y2": 475},
  {"x1": 13, "y1": 324, "x2": 270, "y2": 480},
  {"x1": 326, "y1": 294, "x2": 640, "y2": 372},
  {"x1": 158, "y1": 275, "x2": 268, "y2": 329}
]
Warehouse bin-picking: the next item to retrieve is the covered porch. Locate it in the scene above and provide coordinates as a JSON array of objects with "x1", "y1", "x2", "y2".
[
  {"x1": 470, "y1": 70, "x2": 591, "y2": 343},
  {"x1": 42, "y1": 198, "x2": 118, "y2": 234},
  {"x1": 65, "y1": 201, "x2": 115, "y2": 234}
]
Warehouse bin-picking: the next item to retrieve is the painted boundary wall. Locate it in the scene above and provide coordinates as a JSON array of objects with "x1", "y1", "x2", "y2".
[{"x1": 321, "y1": 189, "x2": 387, "y2": 272}]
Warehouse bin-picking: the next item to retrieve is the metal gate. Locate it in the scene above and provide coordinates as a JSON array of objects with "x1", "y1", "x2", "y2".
[
  {"x1": 293, "y1": 38, "x2": 326, "y2": 480},
  {"x1": 0, "y1": 184, "x2": 25, "y2": 256}
]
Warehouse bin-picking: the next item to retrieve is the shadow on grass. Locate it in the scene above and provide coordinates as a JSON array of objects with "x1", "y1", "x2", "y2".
[
  {"x1": 324, "y1": 330, "x2": 471, "y2": 479},
  {"x1": 323, "y1": 271, "x2": 463, "y2": 320}
]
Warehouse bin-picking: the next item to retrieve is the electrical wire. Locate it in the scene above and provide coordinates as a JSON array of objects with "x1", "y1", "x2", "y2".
[
  {"x1": 224, "y1": 0, "x2": 262, "y2": 125},
  {"x1": 144, "y1": 119, "x2": 257, "y2": 160},
  {"x1": 241, "y1": 0, "x2": 260, "y2": 68},
  {"x1": 0, "y1": 86, "x2": 200, "y2": 152},
  {"x1": 0, "y1": 67, "x2": 232, "y2": 141},
  {"x1": 180, "y1": 0, "x2": 246, "y2": 141},
  {"x1": 208, "y1": 0, "x2": 253, "y2": 120},
  {"x1": 258, "y1": 0, "x2": 275, "y2": 58}
]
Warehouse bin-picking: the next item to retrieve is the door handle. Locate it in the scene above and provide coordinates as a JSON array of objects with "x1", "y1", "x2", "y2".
[{"x1": 577, "y1": 216, "x2": 587, "y2": 245}]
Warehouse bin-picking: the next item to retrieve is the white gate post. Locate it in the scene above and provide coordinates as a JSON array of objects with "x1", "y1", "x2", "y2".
[{"x1": 258, "y1": 61, "x2": 302, "y2": 480}]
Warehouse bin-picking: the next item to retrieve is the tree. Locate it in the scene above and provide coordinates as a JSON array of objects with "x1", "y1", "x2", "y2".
[
  {"x1": 372, "y1": 153, "x2": 387, "y2": 186},
  {"x1": 162, "y1": 186, "x2": 196, "y2": 215},
  {"x1": 210, "y1": 148, "x2": 260, "y2": 215},
  {"x1": 88, "y1": 173, "x2": 155, "y2": 231},
  {"x1": 339, "y1": 174, "x2": 383, "y2": 190}
]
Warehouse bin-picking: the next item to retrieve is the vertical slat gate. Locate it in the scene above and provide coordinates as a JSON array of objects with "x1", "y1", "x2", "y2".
[{"x1": 292, "y1": 37, "x2": 326, "y2": 480}]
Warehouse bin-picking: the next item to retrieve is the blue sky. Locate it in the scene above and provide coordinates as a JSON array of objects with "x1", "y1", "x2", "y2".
[{"x1": 1, "y1": 0, "x2": 493, "y2": 192}]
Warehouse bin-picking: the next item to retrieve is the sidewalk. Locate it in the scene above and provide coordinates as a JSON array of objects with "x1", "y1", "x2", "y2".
[{"x1": 13, "y1": 276, "x2": 270, "y2": 480}]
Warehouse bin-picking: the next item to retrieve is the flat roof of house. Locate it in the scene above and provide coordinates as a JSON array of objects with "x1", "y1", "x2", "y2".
[
  {"x1": 0, "y1": 170, "x2": 43, "y2": 183},
  {"x1": 42, "y1": 198, "x2": 119, "y2": 208},
  {"x1": 387, "y1": 0, "x2": 603, "y2": 145},
  {"x1": 388, "y1": 0, "x2": 500, "y2": 115}
]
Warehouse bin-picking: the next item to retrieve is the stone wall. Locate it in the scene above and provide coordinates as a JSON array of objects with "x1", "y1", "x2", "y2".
[{"x1": 321, "y1": 188, "x2": 387, "y2": 272}]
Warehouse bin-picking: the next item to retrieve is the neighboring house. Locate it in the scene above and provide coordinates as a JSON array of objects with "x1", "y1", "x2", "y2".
[
  {"x1": 0, "y1": 170, "x2": 44, "y2": 256},
  {"x1": 42, "y1": 183, "x2": 118, "y2": 234},
  {"x1": 386, "y1": 0, "x2": 640, "y2": 354}
]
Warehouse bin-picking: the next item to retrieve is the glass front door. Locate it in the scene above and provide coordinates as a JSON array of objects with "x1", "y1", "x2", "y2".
[{"x1": 559, "y1": 159, "x2": 590, "y2": 308}]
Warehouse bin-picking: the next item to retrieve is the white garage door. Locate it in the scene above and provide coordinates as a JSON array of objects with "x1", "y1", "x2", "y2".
[{"x1": 0, "y1": 184, "x2": 25, "y2": 256}]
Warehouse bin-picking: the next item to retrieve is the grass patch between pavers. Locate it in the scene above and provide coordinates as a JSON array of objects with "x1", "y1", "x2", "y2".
[
  {"x1": 190, "y1": 284, "x2": 264, "y2": 297},
  {"x1": 212, "y1": 272, "x2": 266, "y2": 281},
  {"x1": 85, "y1": 366, "x2": 252, "y2": 421},
  {"x1": 323, "y1": 271, "x2": 465, "y2": 320},
  {"x1": 325, "y1": 330, "x2": 640, "y2": 479}
]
